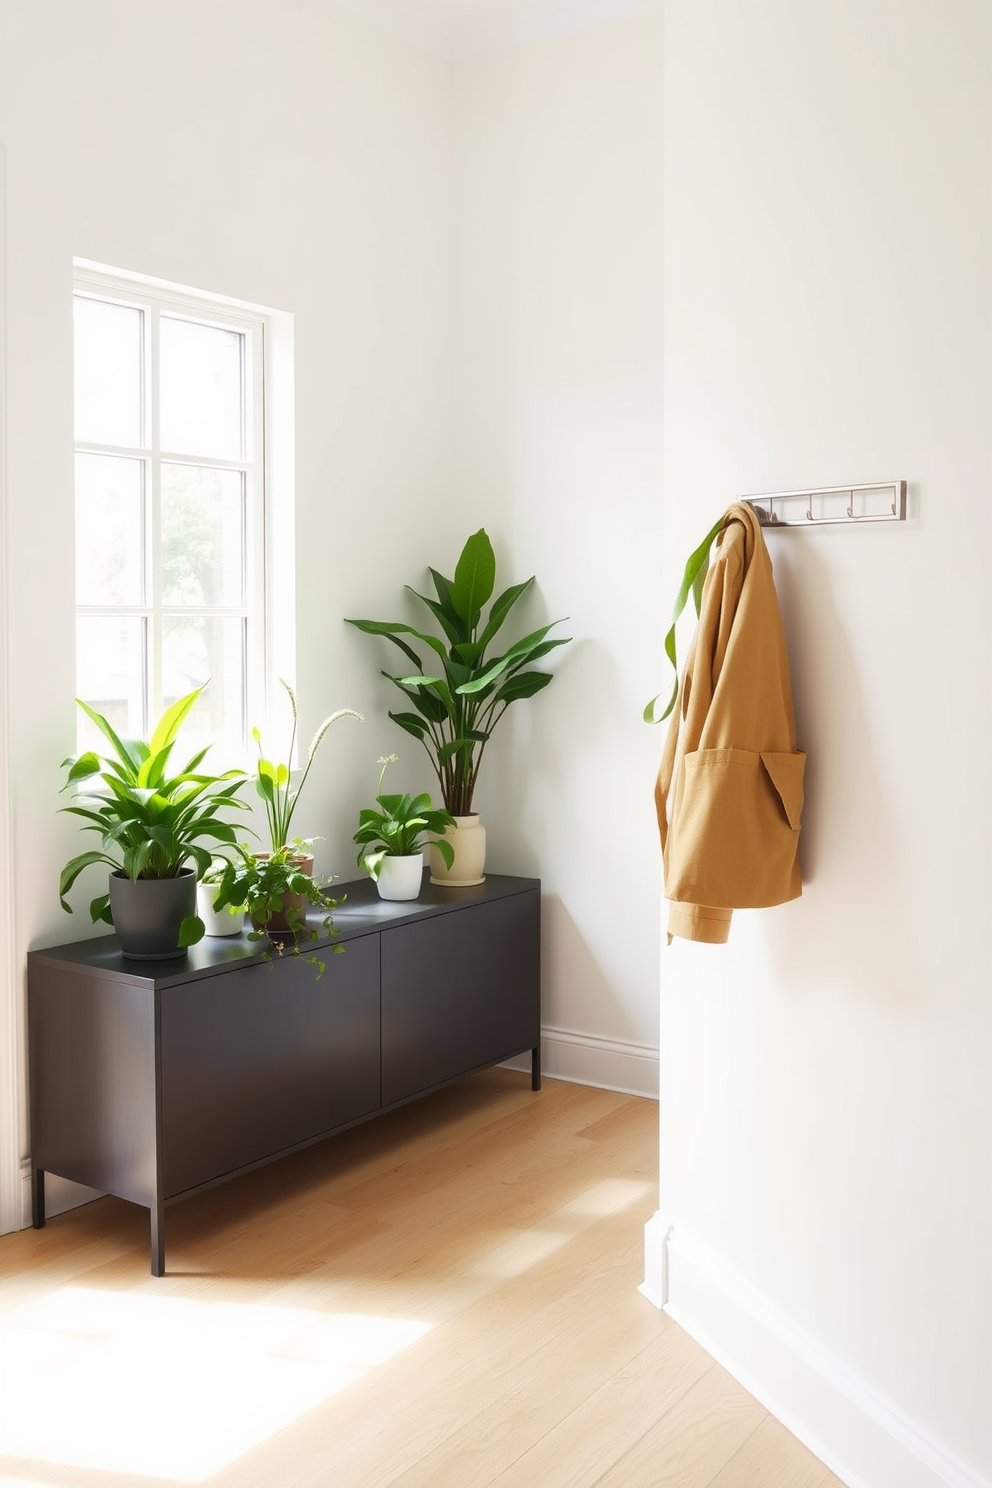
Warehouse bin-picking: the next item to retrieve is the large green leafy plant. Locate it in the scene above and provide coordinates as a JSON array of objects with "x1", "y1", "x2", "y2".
[
  {"x1": 59, "y1": 687, "x2": 249, "y2": 942},
  {"x1": 346, "y1": 529, "x2": 570, "y2": 816},
  {"x1": 353, "y1": 755, "x2": 455, "y2": 880}
]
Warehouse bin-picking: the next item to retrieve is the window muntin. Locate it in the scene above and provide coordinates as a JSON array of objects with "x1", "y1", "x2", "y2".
[{"x1": 72, "y1": 278, "x2": 266, "y2": 764}]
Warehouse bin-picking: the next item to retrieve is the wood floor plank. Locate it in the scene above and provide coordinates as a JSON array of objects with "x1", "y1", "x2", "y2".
[
  {"x1": 593, "y1": 1359, "x2": 766, "y2": 1488},
  {"x1": 707, "y1": 1412, "x2": 846, "y2": 1488},
  {"x1": 486, "y1": 1324, "x2": 713, "y2": 1488}
]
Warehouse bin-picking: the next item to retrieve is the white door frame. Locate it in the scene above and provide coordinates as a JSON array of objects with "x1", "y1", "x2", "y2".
[{"x1": 0, "y1": 148, "x2": 24, "y2": 1234}]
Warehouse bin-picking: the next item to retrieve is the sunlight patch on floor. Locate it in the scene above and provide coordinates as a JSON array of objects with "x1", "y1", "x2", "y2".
[
  {"x1": 0, "y1": 1287, "x2": 433, "y2": 1482},
  {"x1": 475, "y1": 1178, "x2": 653, "y2": 1277}
]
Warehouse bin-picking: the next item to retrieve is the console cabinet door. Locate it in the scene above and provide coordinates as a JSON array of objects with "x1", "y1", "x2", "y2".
[
  {"x1": 380, "y1": 890, "x2": 540, "y2": 1106},
  {"x1": 160, "y1": 936, "x2": 380, "y2": 1197}
]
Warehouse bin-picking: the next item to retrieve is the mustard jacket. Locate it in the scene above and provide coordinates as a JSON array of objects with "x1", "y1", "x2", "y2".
[{"x1": 655, "y1": 502, "x2": 806, "y2": 944}]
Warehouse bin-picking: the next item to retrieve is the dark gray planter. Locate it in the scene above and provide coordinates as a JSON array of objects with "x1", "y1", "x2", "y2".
[{"x1": 108, "y1": 869, "x2": 197, "y2": 961}]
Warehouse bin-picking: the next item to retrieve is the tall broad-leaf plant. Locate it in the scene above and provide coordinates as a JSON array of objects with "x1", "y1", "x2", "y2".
[
  {"x1": 59, "y1": 686, "x2": 250, "y2": 938},
  {"x1": 346, "y1": 529, "x2": 570, "y2": 817}
]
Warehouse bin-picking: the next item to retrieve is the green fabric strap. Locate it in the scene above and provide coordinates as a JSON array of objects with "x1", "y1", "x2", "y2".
[{"x1": 643, "y1": 513, "x2": 726, "y2": 724}]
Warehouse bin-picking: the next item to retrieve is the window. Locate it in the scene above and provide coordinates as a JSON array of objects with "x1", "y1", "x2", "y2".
[{"x1": 72, "y1": 269, "x2": 271, "y2": 763}]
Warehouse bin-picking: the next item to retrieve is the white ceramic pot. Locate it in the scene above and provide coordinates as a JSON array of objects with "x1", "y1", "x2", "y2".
[
  {"x1": 374, "y1": 852, "x2": 424, "y2": 901},
  {"x1": 197, "y1": 882, "x2": 245, "y2": 937},
  {"x1": 429, "y1": 814, "x2": 486, "y2": 887}
]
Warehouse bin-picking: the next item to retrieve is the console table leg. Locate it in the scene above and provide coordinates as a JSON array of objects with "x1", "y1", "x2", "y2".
[
  {"x1": 531, "y1": 1045, "x2": 541, "y2": 1092},
  {"x1": 32, "y1": 1168, "x2": 46, "y2": 1229},
  {"x1": 150, "y1": 1199, "x2": 165, "y2": 1277}
]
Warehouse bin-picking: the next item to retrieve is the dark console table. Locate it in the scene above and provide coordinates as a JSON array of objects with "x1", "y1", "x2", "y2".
[{"x1": 28, "y1": 872, "x2": 540, "y2": 1275}]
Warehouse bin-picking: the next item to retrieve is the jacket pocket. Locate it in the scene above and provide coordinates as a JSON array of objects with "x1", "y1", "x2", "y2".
[{"x1": 665, "y1": 747, "x2": 806, "y2": 909}]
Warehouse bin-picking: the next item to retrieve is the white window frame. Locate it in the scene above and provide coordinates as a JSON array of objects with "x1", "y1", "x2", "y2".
[{"x1": 71, "y1": 262, "x2": 294, "y2": 757}]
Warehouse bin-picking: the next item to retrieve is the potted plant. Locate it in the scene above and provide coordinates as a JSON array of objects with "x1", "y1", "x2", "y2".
[
  {"x1": 346, "y1": 528, "x2": 570, "y2": 885},
  {"x1": 209, "y1": 842, "x2": 343, "y2": 977},
  {"x1": 253, "y1": 679, "x2": 363, "y2": 853},
  {"x1": 59, "y1": 687, "x2": 250, "y2": 960},
  {"x1": 197, "y1": 858, "x2": 246, "y2": 937},
  {"x1": 353, "y1": 755, "x2": 455, "y2": 901}
]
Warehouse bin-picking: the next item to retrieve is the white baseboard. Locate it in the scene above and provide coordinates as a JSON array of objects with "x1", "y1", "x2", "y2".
[
  {"x1": 502, "y1": 1025, "x2": 659, "y2": 1099},
  {"x1": 641, "y1": 1214, "x2": 990, "y2": 1488}
]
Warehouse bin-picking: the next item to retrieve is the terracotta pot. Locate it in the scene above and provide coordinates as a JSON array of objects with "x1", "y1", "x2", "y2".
[{"x1": 250, "y1": 851, "x2": 315, "y2": 935}]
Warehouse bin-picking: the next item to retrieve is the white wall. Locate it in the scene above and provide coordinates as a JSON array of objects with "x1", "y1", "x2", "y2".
[
  {"x1": 453, "y1": 11, "x2": 665, "y2": 1094},
  {"x1": 648, "y1": 3, "x2": 992, "y2": 1485},
  {"x1": 0, "y1": 0, "x2": 454, "y2": 1229}
]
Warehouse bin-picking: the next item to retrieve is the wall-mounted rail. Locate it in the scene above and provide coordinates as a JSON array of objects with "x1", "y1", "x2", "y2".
[{"x1": 744, "y1": 480, "x2": 907, "y2": 528}]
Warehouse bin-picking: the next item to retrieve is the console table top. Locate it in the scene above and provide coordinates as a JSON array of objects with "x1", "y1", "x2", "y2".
[{"x1": 27, "y1": 872, "x2": 541, "y2": 988}]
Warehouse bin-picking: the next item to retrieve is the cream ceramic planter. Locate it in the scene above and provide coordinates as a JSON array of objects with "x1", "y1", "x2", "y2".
[
  {"x1": 374, "y1": 852, "x2": 425, "y2": 901},
  {"x1": 429, "y1": 814, "x2": 486, "y2": 887}
]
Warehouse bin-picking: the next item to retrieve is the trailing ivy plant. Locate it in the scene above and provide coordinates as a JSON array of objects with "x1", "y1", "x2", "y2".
[
  {"x1": 346, "y1": 529, "x2": 570, "y2": 816},
  {"x1": 209, "y1": 841, "x2": 343, "y2": 978}
]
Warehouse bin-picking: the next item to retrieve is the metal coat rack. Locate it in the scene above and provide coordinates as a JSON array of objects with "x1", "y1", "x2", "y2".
[{"x1": 744, "y1": 480, "x2": 907, "y2": 528}]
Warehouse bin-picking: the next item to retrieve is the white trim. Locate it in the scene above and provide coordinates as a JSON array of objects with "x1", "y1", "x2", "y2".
[
  {"x1": 641, "y1": 1221, "x2": 990, "y2": 1488},
  {"x1": 502, "y1": 1024, "x2": 659, "y2": 1098},
  {"x1": 638, "y1": 1208, "x2": 672, "y2": 1309},
  {"x1": 72, "y1": 261, "x2": 279, "y2": 755},
  {"x1": 0, "y1": 150, "x2": 22, "y2": 1237},
  {"x1": 329, "y1": 0, "x2": 664, "y2": 58}
]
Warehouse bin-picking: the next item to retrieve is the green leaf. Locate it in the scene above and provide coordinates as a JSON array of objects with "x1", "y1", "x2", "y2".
[
  {"x1": 431, "y1": 838, "x2": 455, "y2": 870},
  {"x1": 451, "y1": 639, "x2": 485, "y2": 667},
  {"x1": 74, "y1": 700, "x2": 141, "y2": 776},
  {"x1": 451, "y1": 529, "x2": 496, "y2": 627},
  {"x1": 148, "y1": 687, "x2": 204, "y2": 759},
  {"x1": 387, "y1": 711, "x2": 429, "y2": 738},
  {"x1": 457, "y1": 624, "x2": 569, "y2": 695},
  {"x1": 345, "y1": 617, "x2": 445, "y2": 665},
  {"x1": 409, "y1": 585, "x2": 465, "y2": 647},
  {"x1": 476, "y1": 577, "x2": 534, "y2": 652},
  {"x1": 428, "y1": 568, "x2": 459, "y2": 621},
  {"x1": 643, "y1": 513, "x2": 726, "y2": 724},
  {"x1": 494, "y1": 670, "x2": 554, "y2": 705},
  {"x1": 437, "y1": 737, "x2": 476, "y2": 765},
  {"x1": 62, "y1": 752, "x2": 102, "y2": 786},
  {"x1": 90, "y1": 894, "x2": 113, "y2": 925},
  {"x1": 385, "y1": 680, "x2": 448, "y2": 725},
  {"x1": 59, "y1": 850, "x2": 117, "y2": 909},
  {"x1": 177, "y1": 914, "x2": 205, "y2": 948}
]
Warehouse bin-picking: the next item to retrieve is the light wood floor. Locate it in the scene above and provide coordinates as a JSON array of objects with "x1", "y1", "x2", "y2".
[{"x1": 0, "y1": 1070, "x2": 845, "y2": 1488}]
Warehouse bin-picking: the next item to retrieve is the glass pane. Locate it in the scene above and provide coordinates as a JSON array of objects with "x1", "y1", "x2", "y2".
[
  {"x1": 161, "y1": 465, "x2": 244, "y2": 606},
  {"x1": 74, "y1": 296, "x2": 143, "y2": 447},
  {"x1": 160, "y1": 316, "x2": 244, "y2": 459},
  {"x1": 75, "y1": 454, "x2": 145, "y2": 606},
  {"x1": 162, "y1": 615, "x2": 246, "y2": 761},
  {"x1": 76, "y1": 615, "x2": 146, "y2": 749}
]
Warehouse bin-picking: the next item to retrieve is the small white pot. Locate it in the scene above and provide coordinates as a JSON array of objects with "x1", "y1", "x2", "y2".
[
  {"x1": 197, "y1": 882, "x2": 245, "y2": 937},
  {"x1": 374, "y1": 853, "x2": 424, "y2": 901},
  {"x1": 429, "y1": 814, "x2": 486, "y2": 886}
]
